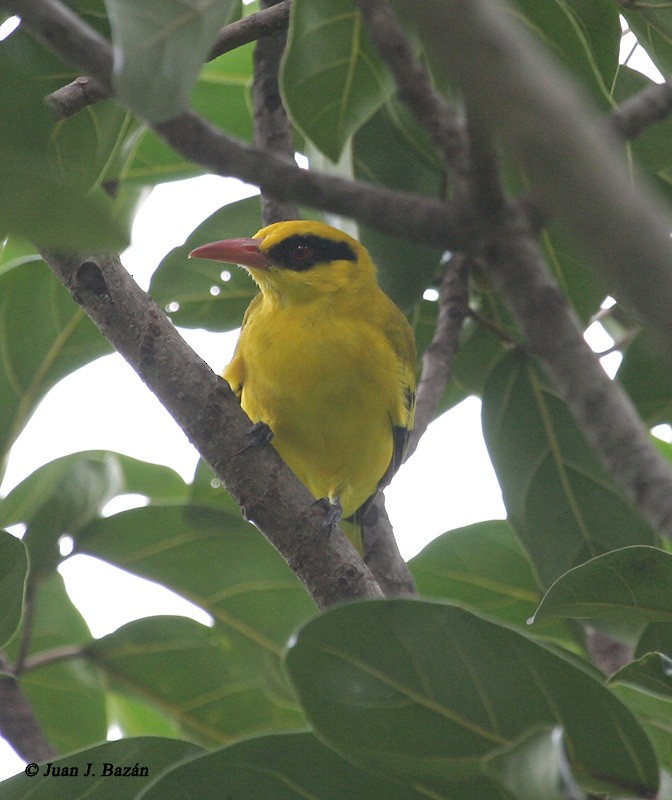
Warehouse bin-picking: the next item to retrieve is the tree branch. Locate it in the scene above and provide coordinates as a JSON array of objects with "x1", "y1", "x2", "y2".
[
  {"x1": 0, "y1": 653, "x2": 57, "y2": 763},
  {"x1": 611, "y1": 78, "x2": 672, "y2": 141},
  {"x1": 353, "y1": 0, "x2": 468, "y2": 179},
  {"x1": 408, "y1": 254, "x2": 470, "y2": 459},
  {"x1": 466, "y1": 122, "x2": 672, "y2": 541}
]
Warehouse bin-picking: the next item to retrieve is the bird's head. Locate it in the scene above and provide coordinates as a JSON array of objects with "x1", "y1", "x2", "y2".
[{"x1": 189, "y1": 220, "x2": 377, "y2": 304}]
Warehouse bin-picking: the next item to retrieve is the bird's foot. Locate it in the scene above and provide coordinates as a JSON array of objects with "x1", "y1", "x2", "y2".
[
  {"x1": 236, "y1": 421, "x2": 274, "y2": 456},
  {"x1": 312, "y1": 497, "x2": 342, "y2": 540}
]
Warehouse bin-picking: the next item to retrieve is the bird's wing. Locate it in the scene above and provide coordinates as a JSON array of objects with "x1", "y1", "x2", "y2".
[
  {"x1": 355, "y1": 302, "x2": 416, "y2": 525},
  {"x1": 222, "y1": 293, "x2": 263, "y2": 398}
]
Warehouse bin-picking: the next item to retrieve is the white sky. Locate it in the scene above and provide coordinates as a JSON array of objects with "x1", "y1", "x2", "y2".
[{"x1": 0, "y1": 17, "x2": 663, "y2": 780}]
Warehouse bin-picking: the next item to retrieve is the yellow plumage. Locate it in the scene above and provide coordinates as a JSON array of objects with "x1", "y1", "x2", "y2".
[{"x1": 190, "y1": 220, "x2": 416, "y2": 550}]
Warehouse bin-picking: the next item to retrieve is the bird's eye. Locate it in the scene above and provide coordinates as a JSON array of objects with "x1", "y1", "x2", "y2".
[{"x1": 289, "y1": 244, "x2": 314, "y2": 265}]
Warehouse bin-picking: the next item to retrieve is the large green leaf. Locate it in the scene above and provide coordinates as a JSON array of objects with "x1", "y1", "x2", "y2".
[
  {"x1": 285, "y1": 599, "x2": 659, "y2": 797},
  {"x1": 612, "y1": 652, "x2": 672, "y2": 701},
  {"x1": 511, "y1": 0, "x2": 620, "y2": 109},
  {"x1": 638, "y1": 621, "x2": 672, "y2": 659},
  {"x1": 534, "y1": 546, "x2": 672, "y2": 626},
  {"x1": 125, "y1": 39, "x2": 254, "y2": 185},
  {"x1": 483, "y1": 727, "x2": 580, "y2": 800},
  {"x1": 0, "y1": 37, "x2": 129, "y2": 249},
  {"x1": 618, "y1": 328, "x2": 672, "y2": 426},
  {"x1": 75, "y1": 503, "x2": 315, "y2": 738},
  {"x1": 76, "y1": 504, "x2": 315, "y2": 655},
  {"x1": 353, "y1": 98, "x2": 444, "y2": 309},
  {"x1": 87, "y1": 615, "x2": 304, "y2": 744},
  {"x1": 0, "y1": 530, "x2": 27, "y2": 648},
  {"x1": 150, "y1": 196, "x2": 261, "y2": 330},
  {"x1": 411, "y1": 521, "x2": 581, "y2": 648},
  {"x1": 138, "y1": 730, "x2": 499, "y2": 800},
  {"x1": 0, "y1": 451, "x2": 187, "y2": 579},
  {"x1": 611, "y1": 680, "x2": 672, "y2": 775},
  {"x1": 281, "y1": 0, "x2": 394, "y2": 161},
  {"x1": 0, "y1": 737, "x2": 202, "y2": 798},
  {"x1": 103, "y1": 0, "x2": 240, "y2": 122},
  {"x1": 0, "y1": 260, "x2": 112, "y2": 473},
  {"x1": 481, "y1": 350, "x2": 657, "y2": 587},
  {"x1": 5, "y1": 573, "x2": 107, "y2": 755}
]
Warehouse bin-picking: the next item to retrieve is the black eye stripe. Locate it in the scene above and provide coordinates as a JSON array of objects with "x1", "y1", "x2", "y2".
[{"x1": 266, "y1": 234, "x2": 357, "y2": 271}]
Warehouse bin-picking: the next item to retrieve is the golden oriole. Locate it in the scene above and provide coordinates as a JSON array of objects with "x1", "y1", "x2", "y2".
[{"x1": 190, "y1": 220, "x2": 416, "y2": 552}]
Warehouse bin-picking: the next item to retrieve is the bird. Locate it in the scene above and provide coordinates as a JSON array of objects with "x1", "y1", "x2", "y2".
[{"x1": 189, "y1": 220, "x2": 416, "y2": 553}]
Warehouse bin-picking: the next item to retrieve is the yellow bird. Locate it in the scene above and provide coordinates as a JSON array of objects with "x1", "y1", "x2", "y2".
[{"x1": 190, "y1": 220, "x2": 416, "y2": 553}]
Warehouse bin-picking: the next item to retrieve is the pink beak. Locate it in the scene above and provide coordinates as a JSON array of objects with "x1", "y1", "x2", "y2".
[{"x1": 188, "y1": 238, "x2": 272, "y2": 270}]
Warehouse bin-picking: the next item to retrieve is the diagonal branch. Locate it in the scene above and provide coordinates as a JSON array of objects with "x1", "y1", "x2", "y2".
[
  {"x1": 407, "y1": 254, "x2": 470, "y2": 459},
  {"x1": 0, "y1": 653, "x2": 57, "y2": 763},
  {"x1": 353, "y1": 0, "x2": 468, "y2": 179},
  {"x1": 39, "y1": 251, "x2": 383, "y2": 608},
  {"x1": 467, "y1": 120, "x2": 672, "y2": 541}
]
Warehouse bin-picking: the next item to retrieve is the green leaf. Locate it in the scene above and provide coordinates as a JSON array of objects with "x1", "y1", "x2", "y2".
[
  {"x1": 5, "y1": 573, "x2": 107, "y2": 755},
  {"x1": 108, "y1": 691, "x2": 182, "y2": 740},
  {"x1": 622, "y1": 4, "x2": 672, "y2": 78},
  {"x1": 126, "y1": 40, "x2": 254, "y2": 184},
  {"x1": 484, "y1": 727, "x2": 582, "y2": 800},
  {"x1": 610, "y1": 680, "x2": 672, "y2": 774},
  {"x1": 0, "y1": 737, "x2": 202, "y2": 798},
  {"x1": 411, "y1": 521, "x2": 540, "y2": 628},
  {"x1": 0, "y1": 39, "x2": 129, "y2": 249},
  {"x1": 103, "y1": 0, "x2": 240, "y2": 122},
  {"x1": 87, "y1": 615, "x2": 305, "y2": 744},
  {"x1": 150, "y1": 196, "x2": 261, "y2": 330},
  {"x1": 481, "y1": 351, "x2": 657, "y2": 587},
  {"x1": 638, "y1": 621, "x2": 672, "y2": 659},
  {"x1": 0, "y1": 260, "x2": 112, "y2": 472},
  {"x1": 76, "y1": 504, "x2": 315, "y2": 654},
  {"x1": 1, "y1": 451, "x2": 186, "y2": 530},
  {"x1": 0, "y1": 530, "x2": 27, "y2": 647},
  {"x1": 76, "y1": 503, "x2": 315, "y2": 737},
  {"x1": 618, "y1": 328, "x2": 672, "y2": 426},
  {"x1": 281, "y1": 0, "x2": 394, "y2": 161},
  {"x1": 534, "y1": 546, "x2": 672, "y2": 626},
  {"x1": 0, "y1": 451, "x2": 187, "y2": 579},
  {"x1": 138, "y1": 730, "x2": 487, "y2": 800},
  {"x1": 611, "y1": 651, "x2": 672, "y2": 700},
  {"x1": 353, "y1": 98, "x2": 444, "y2": 308},
  {"x1": 511, "y1": 0, "x2": 620, "y2": 109},
  {"x1": 411, "y1": 522, "x2": 582, "y2": 648},
  {"x1": 285, "y1": 599, "x2": 659, "y2": 797},
  {"x1": 538, "y1": 216, "x2": 607, "y2": 323}
]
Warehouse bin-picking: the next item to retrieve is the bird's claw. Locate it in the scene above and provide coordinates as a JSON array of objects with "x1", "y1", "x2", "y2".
[
  {"x1": 313, "y1": 497, "x2": 343, "y2": 540},
  {"x1": 236, "y1": 421, "x2": 274, "y2": 456}
]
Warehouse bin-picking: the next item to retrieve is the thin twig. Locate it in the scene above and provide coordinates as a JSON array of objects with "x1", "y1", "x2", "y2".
[
  {"x1": 611, "y1": 79, "x2": 672, "y2": 141},
  {"x1": 407, "y1": 254, "x2": 470, "y2": 459},
  {"x1": 354, "y1": 0, "x2": 468, "y2": 179},
  {"x1": 19, "y1": 645, "x2": 86, "y2": 674}
]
